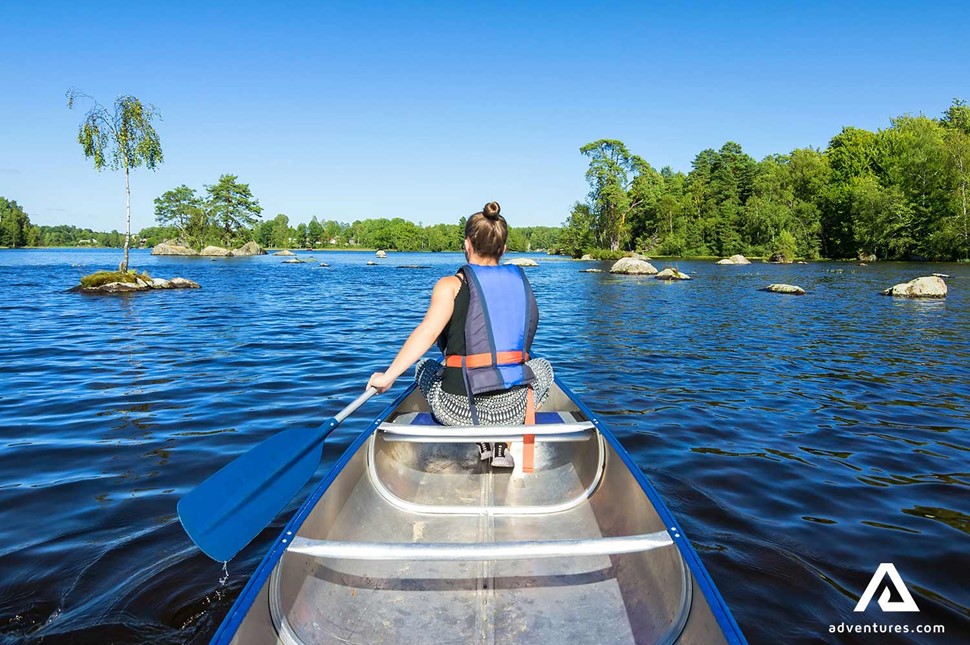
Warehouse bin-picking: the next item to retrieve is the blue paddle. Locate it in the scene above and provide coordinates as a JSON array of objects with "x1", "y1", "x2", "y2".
[{"x1": 178, "y1": 387, "x2": 378, "y2": 562}]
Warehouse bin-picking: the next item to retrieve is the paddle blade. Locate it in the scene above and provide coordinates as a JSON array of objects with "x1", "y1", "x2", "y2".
[{"x1": 178, "y1": 417, "x2": 338, "y2": 561}]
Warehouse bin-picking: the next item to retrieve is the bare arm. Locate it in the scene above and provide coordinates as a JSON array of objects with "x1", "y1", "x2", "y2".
[{"x1": 367, "y1": 276, "x2": 460, "y2": 393}]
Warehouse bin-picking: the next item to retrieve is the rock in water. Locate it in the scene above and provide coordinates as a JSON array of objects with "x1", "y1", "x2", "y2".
[
  {"x1": 763, "y1": 283, "x2": 806, "y2": 295},
  {"x1": 580, "y1": 254, "x2": 594, "y2": 261},
  {"x1": 655, "y1": 268, "x2": 691, "y2": 280},
  {"x1": 232, "y1": 241, "x2": 266, "y2": 256},
  {"x1": 376, "y1": 250, "x2": 388, "y2": 258},
  {"x1": 609, "y1": 257, "x2": 658, "y2": 275},
  {"x1": 366, "y1": 261, "x2": 377, "y2": 266},
  {"x1": 580, "y1": 268, "x2": 602, "y2": 273},
  {"x1": 504, "y1": 258, "x2": 539, "y2": 267},
  {"x1": 881, "y1": 276, "x2": 947, "y2": 298},
  {"x1": 200, "y1": 246, "x2": 233, "y2": 257},
  {"x1": 858, "y1": 251, "x2": 877, "y2": 263},
  {"x1": 716, "y1": 254, "x2": 751, "y2": 265},
  {"x1": 151, "y1": 240, "x2": 198, "y2": 256},
  {"x1": 169, "y1": 277, "x2": 200, "y2": 289},
  {"x1": 274, "y1": 250, "x2": 295, "y2": 256}
]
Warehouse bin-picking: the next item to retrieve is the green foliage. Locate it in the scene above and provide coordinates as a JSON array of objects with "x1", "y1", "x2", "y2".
[
  {"x1": 79, "y1": 270, "x2": 151, "y2": 288},
  {"x1": 67, "y1": 89, "x2": 163, "y2": 271},
  {"x1": 139, "y1": 226, "x2": 178, "y2": 247},
  {"x1": 556, "y1": 202, "x2": 595, "y2": 257},
  {"x1": 206, "y1": 174, "x2": 263, "y2": 246},
  {"x1": 0, "y1": 197, "x2": 32, "y2": 247},
  {"x1": 771, "y1": 229, "x2": 798, "y2": 262},
  {"x1": 29, "y1": 224, "x2": 124, "y2": 247},
  {"x1": 567, "y1": 99, "x2": 970, "y2": 262},
  {"x1": 154, "y1": 185, "x2": 204, "y2": 244},
  {"x1": 579, "y1": 139, "x2": 651, "y2": 251},
  {"x1": 588, "y1": 248, "x2": 628, "y2": 260}
]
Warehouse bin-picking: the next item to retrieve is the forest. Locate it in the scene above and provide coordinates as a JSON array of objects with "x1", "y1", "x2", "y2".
[
  {"x1": 559, "y1": 99, "x2": 970, "y2": 262},
  {"x1": 4, "y1": 100, "x2": 967, "y2": 261}
]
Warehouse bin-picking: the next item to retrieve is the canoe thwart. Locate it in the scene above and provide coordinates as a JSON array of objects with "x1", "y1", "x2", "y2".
[
  {"x1": 377, "y1": 421, "x2": 595, "y2": 443},
  {"x1": 286, "y1": 531, "x2": 673, "y2": 561}
]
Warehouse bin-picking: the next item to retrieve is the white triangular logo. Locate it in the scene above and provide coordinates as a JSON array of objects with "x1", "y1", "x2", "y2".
[{"x1": 854, "y1": 563, "x2": 919, "y2": 612}]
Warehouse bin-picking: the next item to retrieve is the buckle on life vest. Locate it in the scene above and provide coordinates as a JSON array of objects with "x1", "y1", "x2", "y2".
[{"x1": 444, "y1": 350, "x2": 529, "y2": 369}]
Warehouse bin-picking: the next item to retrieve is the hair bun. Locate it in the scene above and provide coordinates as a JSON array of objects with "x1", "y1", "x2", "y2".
[{"x1": 482, "y1": 201, "x2": 501, "y2": 220}]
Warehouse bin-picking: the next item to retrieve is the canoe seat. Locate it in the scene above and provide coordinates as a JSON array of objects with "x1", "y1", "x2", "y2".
[{"x1": 407, "y1": 411, "x2": 568, "y2": 425}]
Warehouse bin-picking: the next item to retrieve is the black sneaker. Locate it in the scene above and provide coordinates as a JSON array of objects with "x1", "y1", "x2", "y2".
[
  {"x1": 491, "y1": 442, "x2": 514, "y2": 469},
  {"x1": 477, "y1": 442, "x2": 492, "y2": 461}
]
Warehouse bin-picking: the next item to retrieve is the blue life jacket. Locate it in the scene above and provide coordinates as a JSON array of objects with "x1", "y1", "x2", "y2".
[{"x1": 441, "y1": 264, "x2": 538, "y2": 419}]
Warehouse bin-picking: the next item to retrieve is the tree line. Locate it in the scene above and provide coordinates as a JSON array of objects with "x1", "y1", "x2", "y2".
[{"x1": 558, "y1": 99, "x2": 970, "y2": 261}]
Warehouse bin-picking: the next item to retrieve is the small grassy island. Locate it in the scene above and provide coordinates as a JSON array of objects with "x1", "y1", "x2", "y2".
[{"x1": 71, "y1": 269, "x2": 200, "y2": 294}]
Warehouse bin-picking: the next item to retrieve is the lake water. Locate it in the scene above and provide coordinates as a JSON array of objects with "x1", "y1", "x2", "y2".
[{"x1": 0, "y1": 249, "x2": 967, "y2": 644}]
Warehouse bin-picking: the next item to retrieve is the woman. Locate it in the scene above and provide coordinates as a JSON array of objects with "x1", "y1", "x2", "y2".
[{"x1": 367, "y1": 201, "x2": 554, "y2": 468}]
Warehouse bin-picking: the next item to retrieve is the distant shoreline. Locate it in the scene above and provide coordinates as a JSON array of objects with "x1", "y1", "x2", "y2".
[{"x1": 3, "y1": 246, "x2": 967, "y2": 264}]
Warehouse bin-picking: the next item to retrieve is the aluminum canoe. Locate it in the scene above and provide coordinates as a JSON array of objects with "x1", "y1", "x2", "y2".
[{"x1": 212, "y1": 378, "x2": 746, "y2": 644}]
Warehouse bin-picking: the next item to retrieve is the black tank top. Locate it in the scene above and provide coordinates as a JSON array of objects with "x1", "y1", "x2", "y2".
[{"x1": 440, "y1": 279, "x2": 470, "y2": 395}]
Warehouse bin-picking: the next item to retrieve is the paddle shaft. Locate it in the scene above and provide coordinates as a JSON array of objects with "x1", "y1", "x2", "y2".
[{"x1": 335, "y1": 387, "x2": 378, "y2": 423}]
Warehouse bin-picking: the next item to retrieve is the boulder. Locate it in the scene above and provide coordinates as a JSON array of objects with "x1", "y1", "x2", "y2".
[
  {"x1": 580, "y1": 254, "x2": 594, "y2": 261},
  {"x1": 232, "y1": 241, "x2": 266, "y2": 256},
  {"x1": 609, "y1": 257, "x2": 658, "y2": 275},
  {"x1": 151, "y1": 240, "x2": 197, "y2": 256},
  {"x1": 768, "y1": 252, "x2": 793, "y2": 264},
  {"x1": 200, "y1": 245, "x2": 233, "y2": 257},
  {"x1": 366, "y1": 261, "x2": 378, "y2": 266},
  {"x1": 274, "y1": 250, "x2": 295, "y2": 256},
  {"x1": 934, "y1": 273, "x2": 950, "y2": 278},
  {"x1": 655, "y1": 268, "x2": 691, "y2": 280},
  {"x1": 716, "y1": 254, "x2": 751, "y2": 265},
  {"x1": 504, "y1": 258, "x2": 539, "y2": 267},
  {"x1": 150, "y1": 278, "x2": 172, "y2": 289},
  {"x1": 282, "y1": 258, "x2": 304, "y2": 264},
  {"x1": 90, "y1": 281, "x2": 144, "y2": 293},
  {"x1": 881, "y1": 276, "x2": 947, "y2": 298},
  {"x1": 858, "y1": 251, "x2": 877, "y2": 263},
  {"x1": 580, "y1": 268, "x2": 603, "y2": 273},
  {"x1": 319, "y1": 262, "x2": 330, "y2": 267},
  {"x1": 376, "y1": 250, "x2": 388, "y2": 258},
  {"x1": 169, "y1": 277, "x2": 200, "y2": 289},
  {"x1": 763, "y1": 283, "x2": 806, "y2": 295}
]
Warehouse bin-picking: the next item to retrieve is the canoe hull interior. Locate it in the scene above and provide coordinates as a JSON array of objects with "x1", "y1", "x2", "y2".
[{"x1": 221, "y1": 384, "x2": 738, "y2": 644}]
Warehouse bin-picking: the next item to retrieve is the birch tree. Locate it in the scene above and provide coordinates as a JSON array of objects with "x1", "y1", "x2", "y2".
[{"x1": 67, "y1": 89, "x2": 163, "y2": 272}]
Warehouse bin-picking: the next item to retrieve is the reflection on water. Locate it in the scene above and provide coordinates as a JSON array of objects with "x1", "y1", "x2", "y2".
[{"x1": 0, "y1": 249, "x2": 968, "y2": 643}]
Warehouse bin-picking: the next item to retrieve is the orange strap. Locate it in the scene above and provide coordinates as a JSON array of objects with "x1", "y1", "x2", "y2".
[
  {"x1": 523, "y1": 386, "x2": 535, "y2": 474},
  {"x1": 445, "y1": 350, "x2": 528, "y2": 369}
]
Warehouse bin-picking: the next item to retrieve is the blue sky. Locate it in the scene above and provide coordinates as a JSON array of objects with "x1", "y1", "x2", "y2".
[{"x1": 1, "y1": 1, "x2": 968, "y2": 231}]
